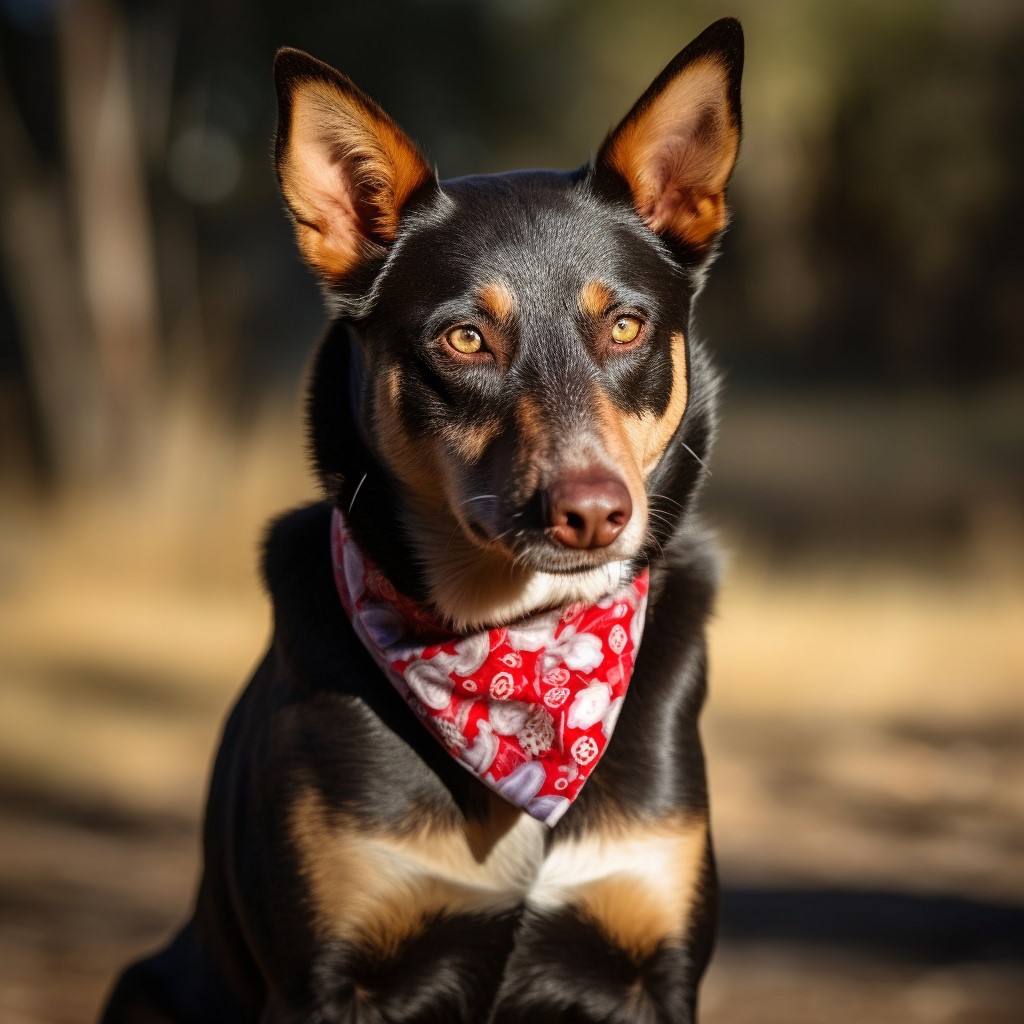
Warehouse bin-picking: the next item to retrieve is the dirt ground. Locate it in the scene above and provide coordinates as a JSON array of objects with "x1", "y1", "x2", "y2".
[{"x1": 1, "y1": 398, "x2": 1022, "y2": 1023}]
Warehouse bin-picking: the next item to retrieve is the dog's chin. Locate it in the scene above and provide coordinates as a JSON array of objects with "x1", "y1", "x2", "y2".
[
  {"x1": 464, "y1": 519, "x2": 633, "y2": 577},
  {"x1": 527, "y1": 560, "x2": 600, "y2": 576},
  {"x1": 411, "y1": 516, "x2": 638, "y2": 631},
  {"x1": 503, "y1": 547, "x2": 625, "y2": 578}
]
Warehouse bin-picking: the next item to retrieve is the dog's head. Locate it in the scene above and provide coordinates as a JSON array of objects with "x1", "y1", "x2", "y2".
[{"x1": 274, "y1": 20, "x2": 742, "y2": 628}]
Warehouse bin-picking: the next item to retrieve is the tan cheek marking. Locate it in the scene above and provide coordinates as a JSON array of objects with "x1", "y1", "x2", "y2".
[
  {"x1": 447, "y1": 419, "x2": 501, "y2": 465},
  {"x1": 291, "y1": 788, "x2": 542, "y2": 956},
  {"x1": 516, "y1": 396, "x2": 544, "y2": 446},
  {"x1": 385, "y1": 363, "x2": 401, "y2": 404},
  {"x1": 512, "y1": 396, "x2": 547, "y2": 494},
  {"x1": 591, "y1": 391, "x2": 648, "y2": 525},
  {"x1": 533, "y1": 813, "x2": 708, "y2": 960},
  {"x1": 578, "y1": 280, "x2": 615, "y2": 320},
  {"x1": 477, "y1": 281, "x2": 516, "y2": 324},
  {"x1": 621, "y1": 331, "x2": 688, "y2": 476},
  {"x1": 373, "y1": 367, "x2": 444, "y2": 503}
]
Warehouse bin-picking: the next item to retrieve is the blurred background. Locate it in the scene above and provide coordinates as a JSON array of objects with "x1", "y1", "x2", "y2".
[{"x1": 1, "y1": 0, "x2": 1022, "y2": 1021}]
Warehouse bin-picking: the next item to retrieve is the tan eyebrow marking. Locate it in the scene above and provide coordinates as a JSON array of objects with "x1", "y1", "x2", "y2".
[
  {"x1": 578, "y1": 280, "x2": 616, "y2": 319},
  {"x1": 477, "y1": 281, "x2": 516, "y2": 323}
]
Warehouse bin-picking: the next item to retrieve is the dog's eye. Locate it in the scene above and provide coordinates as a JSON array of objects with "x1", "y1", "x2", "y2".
[
  {"x1": 446, "y1": 326, "x2": 485, "y2": 355},
  {"x1": 610, "y1": 316, "x2": 643, "y2": 345}
]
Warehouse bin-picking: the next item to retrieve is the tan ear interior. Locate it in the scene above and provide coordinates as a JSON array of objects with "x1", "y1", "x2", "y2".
[
  {"x1": 278, "y1": 78, "x2": 432, "y2": 280},
  {"x1": 603, "y1": 57, "x2": 739, "y2": 250}
]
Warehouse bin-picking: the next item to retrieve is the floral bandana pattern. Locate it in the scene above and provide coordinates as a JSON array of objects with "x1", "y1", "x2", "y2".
[{"x1": 330, "y1": 509, "x2": 649, "y2": 826}]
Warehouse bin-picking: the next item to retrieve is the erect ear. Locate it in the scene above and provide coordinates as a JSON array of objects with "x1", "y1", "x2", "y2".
[
  {"x1": 273, "y1": 48, "x2": 435, "y2": 284},
  {"x1": 594, "y1": 18, "x2": 743, "y2": 253}
]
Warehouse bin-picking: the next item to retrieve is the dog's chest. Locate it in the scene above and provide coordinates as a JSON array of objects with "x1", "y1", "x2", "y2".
[
  {"x1": 291, "y1": 789, "x2": 548, "y2": 942},
  {"x1": 293, "y1": 786, "x2": 709, "y2": 955},
  {"x1": 408, "y1": 809, "x2": 550, "y2": 902}
]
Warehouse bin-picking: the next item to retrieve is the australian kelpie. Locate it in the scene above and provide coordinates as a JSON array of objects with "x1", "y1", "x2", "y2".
[{"x1": 102, "y1": 17, "x2": 743, "y2": 1023}]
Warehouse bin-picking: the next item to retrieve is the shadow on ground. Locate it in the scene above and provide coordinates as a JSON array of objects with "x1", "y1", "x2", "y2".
[{"x1": 2, "y1": 770, "x2": 1024, "y2": 1024}]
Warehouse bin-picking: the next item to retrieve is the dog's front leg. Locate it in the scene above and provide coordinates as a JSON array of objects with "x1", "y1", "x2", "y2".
[
  {"x1": 490, "y1": 811, "x2": 716, "y2": 1024},
  {"x1": 257, "y1": 909, "x2": 522, "y2": 1024},
  {"x1": 268, "y1": 780, "x2": 532, "y2": 1024}
]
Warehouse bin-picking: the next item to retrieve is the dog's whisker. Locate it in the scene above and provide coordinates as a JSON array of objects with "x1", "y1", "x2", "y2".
[
  {"x1": 680, "y1": 442, "x2": 711, "y2": 475},
  {"x1": 646, "y1": 508, "x2": 675, "y2": 524},
  {"x1": 347, "y1": 472, "x2": 368, "y2": 515},
  {"x1": 491, "y1": 524, "x2": 519, "y2": 546},
  {"x1": 645, "y1": 510, "x2": 677, "y2": 536},
  {"x1": 649, "y1": 491, "x2": 684, "y2": 510},
  {"x1": 645, "y1": 527, "x2": 666, "y2": 561},
  {"x1": 444, "y1": 522, "x2": 463, "y2": 554}
]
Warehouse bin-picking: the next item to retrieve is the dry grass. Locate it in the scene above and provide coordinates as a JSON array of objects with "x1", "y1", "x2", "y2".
[{"x1": 711, "y1": 554, "x2": 1024, "y2": 722}]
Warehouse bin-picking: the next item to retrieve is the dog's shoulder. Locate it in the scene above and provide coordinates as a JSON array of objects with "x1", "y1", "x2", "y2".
[
  {"x1": 257, "y1": 502, "x2": 489, "y2": 819},
  {"x1": 258, "y1": 501, "x2": 339, "y2": 677},
  {"x1": 256, "y1": 499, "x2": 374, "y2": 711},
  {"x1": 654, "y1": 520, "x2": 722, "y2": 622},
  {"x1": 261, "y1": 500, "x2": 334, "y2": 609},
  {"x1": 632, "y1": 522, "x2": 721, "y2": 731}
]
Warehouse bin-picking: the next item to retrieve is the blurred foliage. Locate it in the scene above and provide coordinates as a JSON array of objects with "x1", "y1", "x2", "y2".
[{"x1": 0, "y1": 0, "x2": 1021, "y2": 492}]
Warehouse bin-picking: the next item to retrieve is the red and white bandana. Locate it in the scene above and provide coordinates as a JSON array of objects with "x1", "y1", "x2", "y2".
[{"x1": 330, "y1": 509, "x2": 649, "y2": 826}]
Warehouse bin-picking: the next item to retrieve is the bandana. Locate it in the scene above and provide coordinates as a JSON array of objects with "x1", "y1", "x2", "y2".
[{"x1": 330, "y1": 508, "x2": 649, "y2": 826}]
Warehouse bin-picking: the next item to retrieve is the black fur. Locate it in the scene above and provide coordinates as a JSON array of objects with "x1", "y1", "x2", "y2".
[{"x1": 102, "y1": 17, "x2": 743, "y2": 1024}]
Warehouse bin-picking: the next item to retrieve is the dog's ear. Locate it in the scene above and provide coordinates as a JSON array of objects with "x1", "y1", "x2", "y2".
[
  {"x1": 274, "y1": 48, "x2": 435, "y2": 284},
  {"x1": 594, "y1": 18, "x2": 743, "y2": 253}
]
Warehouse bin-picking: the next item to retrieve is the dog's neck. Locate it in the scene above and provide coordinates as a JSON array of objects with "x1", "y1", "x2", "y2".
[{"x1": 334, "y1": 337, "x2": 423, "y2": 597}]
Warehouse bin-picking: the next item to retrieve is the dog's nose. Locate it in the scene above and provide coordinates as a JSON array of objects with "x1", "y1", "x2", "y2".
[{"x1": 543, "y1": 474, "x2": 632, "y2": 550}]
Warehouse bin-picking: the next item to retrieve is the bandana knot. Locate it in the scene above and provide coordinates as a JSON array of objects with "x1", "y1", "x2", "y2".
[{"x1": 330, "y1": 509, "x2": 648, "y2": 826}]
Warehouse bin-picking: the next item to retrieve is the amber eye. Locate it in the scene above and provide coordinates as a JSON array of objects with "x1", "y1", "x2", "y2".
[
  {"x1": 446, "y1": 326, "x2": 485, "y2": 355},
  {"x1": 610, "y1": 316, "x2": 642, "y2": 345}
]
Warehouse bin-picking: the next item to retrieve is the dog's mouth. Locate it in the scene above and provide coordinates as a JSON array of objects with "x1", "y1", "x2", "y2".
[{"x1": 463, "y1": 516, "x2": 635, "y2": 576}]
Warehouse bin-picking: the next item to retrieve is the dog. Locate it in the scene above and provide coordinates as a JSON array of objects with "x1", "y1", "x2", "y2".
[{"x1": 101, "y1": 17, "x2": 743, "y2": 1024}]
